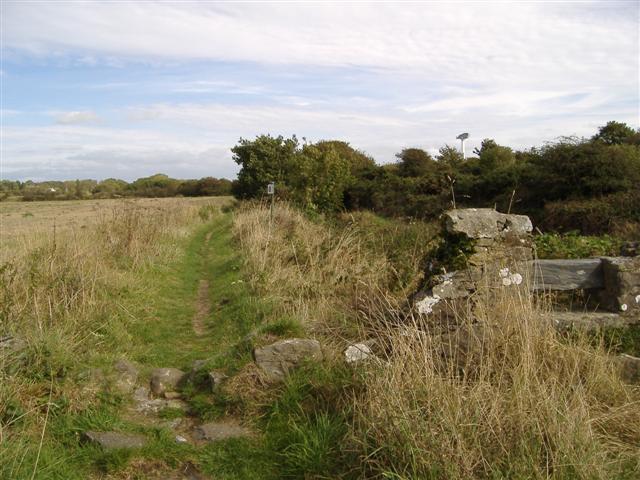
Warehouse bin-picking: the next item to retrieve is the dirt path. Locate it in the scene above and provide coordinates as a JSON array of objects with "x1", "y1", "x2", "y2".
[
  {"x1": 192, "y1": 279, "x2": 211, "y2": 336},
  {"x1": 192, "y1": 231, "x2": 214, "y2": 335}
]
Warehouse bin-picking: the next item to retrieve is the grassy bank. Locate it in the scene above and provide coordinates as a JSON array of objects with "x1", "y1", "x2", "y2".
[{"x1": 233, "y1": 202, "x2": 640, "y2": 479}]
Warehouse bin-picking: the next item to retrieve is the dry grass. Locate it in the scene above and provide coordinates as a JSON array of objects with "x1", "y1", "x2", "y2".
[
  {"x1": 0, "y1": 197, "x2": 224, "y2": 252},
  {"x1": 358, "y1": 285, "x2": 640, "y2": 479},
  {"x1": 233, "y1": 201, "x2": 392, "y2": 336},
  {"x1": 233, "y1": 201, "x2": 640, "y2": 479},
  {"x1": 0, "y1": 196, "x2": 231, "y2": 471}
]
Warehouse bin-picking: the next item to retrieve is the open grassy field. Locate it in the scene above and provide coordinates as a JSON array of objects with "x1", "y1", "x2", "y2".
[
  {"x1": 0, "y1": 197, "x2": 231, "y2": 249},
  {"x1": 2, "y1": 198, "x2": 639, "y2": 479}
]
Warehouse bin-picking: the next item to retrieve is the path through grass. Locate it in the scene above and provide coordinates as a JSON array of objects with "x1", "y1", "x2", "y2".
[{"x1": 4, "y1": 212, "x2": 277, "y2": 479}]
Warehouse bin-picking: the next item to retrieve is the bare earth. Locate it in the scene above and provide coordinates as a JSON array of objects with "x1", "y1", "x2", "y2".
[{"x1": 193, "y1": 279, "x2": 211, "y2": 336}]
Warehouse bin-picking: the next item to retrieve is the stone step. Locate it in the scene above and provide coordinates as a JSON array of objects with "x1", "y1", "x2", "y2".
[
  {"x1": 547, "y1": 311, "x2": 636, "y2": 330},
  {"x1": 83, "y1": 431, "x2": 147, "y2": 450}
]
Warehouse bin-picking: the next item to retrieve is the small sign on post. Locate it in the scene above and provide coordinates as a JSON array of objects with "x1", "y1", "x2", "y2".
[{"x1": 267, "y1": 182, "x2": 275, "y2": 222}]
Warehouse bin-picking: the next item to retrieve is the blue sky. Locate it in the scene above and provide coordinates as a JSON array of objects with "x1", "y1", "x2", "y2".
[{"x1": 1, "y1": 1, "x2": 638, "y2": 181}]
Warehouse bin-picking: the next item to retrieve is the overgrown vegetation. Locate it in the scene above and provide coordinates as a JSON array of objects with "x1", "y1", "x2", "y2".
[
  {"x1": 0, "y1": 198, "x2": 233, "y2": 478},
  {"x1": 231, "y1": 121, "x2": 640, "y2": 235},
  {"x1": 233, "y1": 201, "x2": 640, "y2": 479},
  {"x1": 3, "y1": 187, "x2": 639, "y2": 478},
  {"x1": 534, "y1": 231, "x2": 622, "y2": 259}
]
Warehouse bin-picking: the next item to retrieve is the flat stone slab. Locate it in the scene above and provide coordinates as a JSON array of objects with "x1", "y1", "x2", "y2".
[
  {"x1": 547, "y1": 311, "x2": 634, "y2": 331},
  {"x1": 531, "y1": 258, "x2": 604, "y2": 291},
  {"x1": 444, "y1": 209, "x2": 532, "y2": 239},
  {"x1": 254, "y1": 338, "x2": 323, "y2": 381},
  {"x1": 192, "y1": 421, "x2": 251, "y2": 443},
  {"x1": 83, "y1": 431, "x2": 147, "y2": 450},
  {"x1": 150, "y1": 368, "x2": 186, "y2": 396}
]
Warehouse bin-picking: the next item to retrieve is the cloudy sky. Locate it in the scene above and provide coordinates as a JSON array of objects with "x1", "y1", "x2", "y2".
[{"x1": 1, "y1": 1, "x2": 638, "y2": 181}]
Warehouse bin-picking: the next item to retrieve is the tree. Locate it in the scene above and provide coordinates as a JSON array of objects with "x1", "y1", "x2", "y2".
[
  {"x1": 477, "y1": 140, "x2": 515, "y2": 170},
  {"x1": 314, "y1": 140, "x2": 376, "y2": 175},
  {"x1": 129, "y1": 174, "x2": 180, "y2": 197},
  {"x1": 289, "y1": 144, "x2": 352, "y2": 211},
  {"x1": 524, "y1": 138, "x2": 640, "y2": 204},
  {"x1": 396, "y1": 148, "x2": 437, "y2": 177},
  {"x1": 178, "y1": 177, "x2": 232, "y2": 196},
  {"x1": 436, "y1": 145, "x2": 464, "y2": 168},
  {"x1": 231, "y1": 135, "x2": 299, "y2": 198},
  {"x1": 93, "y1": 178, "x2": 128, "y2": 196},
  {"x1": 591, "y1": 121, "x2": 636, "y2": 145},
  {"x1": 473, "y1": 139, "x2": 498, "y2": 157}
]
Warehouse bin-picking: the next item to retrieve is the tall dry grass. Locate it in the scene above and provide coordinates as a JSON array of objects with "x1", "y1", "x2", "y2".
[
  {"x1": 233, "y1": 202, "x2": 393, "y2": 335},
  {"x1": 0, "y1": 198, "x2": 225, "y2": 454},
  {"x1": 234, "y1": 201, "x2": 640, "y2": 479},
  {"x1": 359, "y1": 284, "x2": 640, "y2": 478}
]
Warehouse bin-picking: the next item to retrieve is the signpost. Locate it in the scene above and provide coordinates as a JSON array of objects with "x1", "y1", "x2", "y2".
[{"x1": 267, "y1": 182, "x2": 275, "y2": 222}]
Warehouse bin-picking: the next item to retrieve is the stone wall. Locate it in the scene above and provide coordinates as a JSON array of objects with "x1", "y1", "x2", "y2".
[{"x1": 413, "y1": 208, "x2": 639, "y2": 329}]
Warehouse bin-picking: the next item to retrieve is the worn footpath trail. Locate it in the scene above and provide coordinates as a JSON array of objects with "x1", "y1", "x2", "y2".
[
  {"x1": 16, "y1": 213, "x2": 278, "y2": 480},
  {"x1": 104, "y1": 212, "x2": 276, "y2": 479}
]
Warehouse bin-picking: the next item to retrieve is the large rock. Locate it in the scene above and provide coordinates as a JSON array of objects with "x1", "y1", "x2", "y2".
[
  {"x1": 344, "y1": 343, "x2": 374, "y2": 364},
  {"x1": 150, "y1": 368, "x2": 187, "y2": 397},
  {"x1": 253, "y1": 338, "x2": 323, "y2": 381},
  {"x1": 113, "y1": 359, "x2": 139, "y2": 393},
  {"x1": 597, "y1": 257, "x2": 640, "y2": 316},
  {"x1": 618, "y1": 354, "x2": 640, "y2": 383},
  {"x1": 132, "y1": 386, "x2": 188, "y2": 414},
  {"x1": 208, "y1": 370, "x2": 228, "y2": 392},
  {"x1": 83, "y1": 431, "x2": 147, "y2": 450},
  {"x1": 192, "y1": 420, "x2": 251, "y2": 443},
  {"x1": 444, "y1": 209, "x2": 532, "y2": 240}
]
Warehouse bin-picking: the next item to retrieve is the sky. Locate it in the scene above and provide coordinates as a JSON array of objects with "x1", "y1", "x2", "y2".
[{"x1": 1, "y1": 1, "x2": 638, "y2": 182}]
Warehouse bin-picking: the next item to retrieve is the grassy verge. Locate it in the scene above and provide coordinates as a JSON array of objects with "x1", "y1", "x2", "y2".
[{"x1": 233, "y1": 202, "x2": 640, "y2": 479}]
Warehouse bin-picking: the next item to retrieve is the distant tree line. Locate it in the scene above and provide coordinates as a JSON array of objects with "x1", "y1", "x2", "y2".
[
  {"x1": 0, "y1": 174, "x2": 232, "y2": 202},
  {"x1": 231, "y1": 121, "x2": 640, "y2": 235}
]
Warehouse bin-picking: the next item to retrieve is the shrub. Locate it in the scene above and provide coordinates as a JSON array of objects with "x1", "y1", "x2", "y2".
[
  {"x1": 539, "y1": 189, "x2": 640, "y2": 235},
  {"x1": 534, "y1": 232, "x2": 622, "y2": 259}
]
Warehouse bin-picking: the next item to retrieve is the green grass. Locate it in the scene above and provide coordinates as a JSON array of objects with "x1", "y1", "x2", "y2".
[
  {"x1": 126, "y1": 213, "x2": 263, "y2": 370},
  {"x1": 3, "y1": 210, "x2": 363, "y2": 479},
  {"x1": 534, "y1": 231, "x2": 621, "y2": 259},
  {"x1": 2, "y1": 212, "x2": 274, "y2": 479}
]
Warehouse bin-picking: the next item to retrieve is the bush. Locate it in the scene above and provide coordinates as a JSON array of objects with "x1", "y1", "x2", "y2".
[
  {"x1": 539, "y1": 189, "x2": 640, "y2": 235},
  {"x1": 534, "y1": 232, "x2": 621, "y2": 259}
]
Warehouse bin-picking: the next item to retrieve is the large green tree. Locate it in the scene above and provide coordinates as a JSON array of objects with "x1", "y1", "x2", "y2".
[
  {"x1": 591, "y1": 121, "x2": 636, "y2": 145},
  {"x1": 289, "y1": 144, "x2": 352, "y2": 211},
  {"x1": 231, "y1": 135, "x2": 299, "y2": 198},
  {"x1": 396, "y1": 148, "x2": 437, "y2": 177}
]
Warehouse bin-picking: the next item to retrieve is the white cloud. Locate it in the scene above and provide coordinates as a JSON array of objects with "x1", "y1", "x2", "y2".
[
  {"x1": 1, "y1": 125, "x2": 235, "y2": 180},
  {"x1": 54, "y1": 110, "x2": 100, "y2": 125},
  {"x1": 1, "y1": 1, "x2": 637, "y2": 180},
  {"x1": 2, "y1": 2, "x2": 637, "y2": 91}
]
